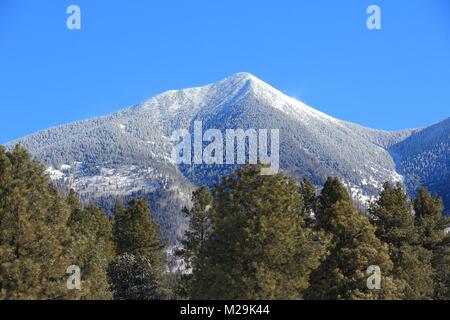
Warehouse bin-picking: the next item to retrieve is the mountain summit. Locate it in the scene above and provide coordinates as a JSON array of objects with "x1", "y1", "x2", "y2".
[{"x1": 5, "y1": 73, "x2": 449, "y2": 240}]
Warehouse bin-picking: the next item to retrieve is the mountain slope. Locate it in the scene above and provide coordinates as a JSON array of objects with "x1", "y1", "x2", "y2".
[
  {"x1": 5, "y1": 72, "x2": 448, "y2": 240},
  {"x1": 390, "y1": 117, "x2": 450, "y2": 215}
]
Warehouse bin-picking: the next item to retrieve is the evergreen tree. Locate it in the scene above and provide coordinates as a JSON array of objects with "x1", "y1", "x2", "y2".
[
  {"x1": 67, "y1": 189, "x2": 83, "y2": 223},
  {"x1": 413, "y1": 188, "x2": 447, "y2": 249},
  {"x1": 0, "y1": 146, "x2": 77, "y2": 299},
  {"x1": 390, "y1": 242, "x2": 434, "y2": 300},
  {"x1": 316, "y1": 177, "x2": 351, "y2": 230},
  {"x1": 108, "y1": 253, "x2": 167, "y2": 300},
  {"x1": 190, "y1": 165, "x2": 327, "y2": 300},
  {"x1": 67, "y1": 192, "x2": 115, "y2": 300},
  {"x1": 413, "y1": 188, "x2": 450, "y2": 299},
  {"x1": 431, "y1": 233, "x2": 450, "y2": 300},
  {"x1": 370, "y1": 183, "x2": 434, "y2": 299},
  {"x1": 298, "y1": 177, "x2": 317, "y2": 227},
  {"x1": 176, "y1": 186, "x2": 213, "y2": 298},
  {"x1": 370, "y1": 182, "x2": 416, "y2": 246},
  {"x1": 112, "y1": 199, "x2": 164, "y2": 268},
  {"x1": 110, "y1": 199, "x2": 168, "y2": 299},
  {"x1": 307, "y1": 178, "x2": 402, "y2": 299}
]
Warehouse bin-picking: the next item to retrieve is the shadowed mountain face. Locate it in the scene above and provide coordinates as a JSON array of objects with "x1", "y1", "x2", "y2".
[
  {"x1": 390, "y1": 117, "x2": 450, "y2": 215},
  {"x1": 5, "y1": 73, "x2": 449, "y2": 239}
]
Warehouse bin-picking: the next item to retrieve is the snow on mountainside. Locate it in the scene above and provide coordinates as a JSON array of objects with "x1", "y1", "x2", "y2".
[
  {"x1": 4, "y1": 72, "x2": 449, "y2": 240},
  {"x1": 390, "y1": 117, "x2": 450, "y2": 215}
]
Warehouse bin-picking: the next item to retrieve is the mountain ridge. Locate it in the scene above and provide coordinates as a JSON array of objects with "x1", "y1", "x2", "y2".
[{"x1": 4, "y1": 73, "x2": 449, "y2": 240}]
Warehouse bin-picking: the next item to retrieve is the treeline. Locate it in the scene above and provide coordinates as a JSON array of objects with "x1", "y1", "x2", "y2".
[
  {"x1": 0, "y1": 146, "x2": 448, "y2": 300},
  {"x1": 0, "y1": 146, "x2": 169, "y2": 299},
  {"x1": 176, "y1": 166, "x2": 449, "y2": 300}
]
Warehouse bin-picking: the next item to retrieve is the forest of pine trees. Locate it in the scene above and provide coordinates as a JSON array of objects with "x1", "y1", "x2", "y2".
[{"x1": 0, "y1": 146, "x2": 448, "y2": 300}]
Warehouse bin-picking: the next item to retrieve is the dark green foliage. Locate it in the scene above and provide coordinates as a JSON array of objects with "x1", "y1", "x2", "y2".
[
  {"x1": 1, "y1": 145, "x2": 448, "y2": 300},
  {"x1": 67, "y1": 192, "x2": 115, "y2": 300},
  {"x1": 370, "y1": 183, "x2": 435, "y2": 299},
  {"x1": 307, "y1": 179, "x2": 402, "y2": 300},
  {"x1": 298, "y1": 177, "x2": 317, "y2": 227},
  {"x1": 0, "y1": 146, "x2": 76, "y2": 299},
  {"x1": 178, "y1": 187, "x2": 213, "y2": 269},
  {"x1": 112, "y1": 199, "x2": 164, "y2": 269},
  {"x1": 370, "y1": 182, "x2": 417, "y2": 246},
  {"x1": 109, "y1": 199, "x2": 169, "y2": 300},
  {"x1": 184, "y1": 165, "x2": 328, "y2": 300},
  {"x1": 176, "y1": 187, "x2": 213, "y2": 298},
  {"x1": 432, "y1": 234, "x2": 450, "y2": 300},
  {"x1": 0, "y1": 146, "x2": 116, "y2": 300},
  {"x1": 389, "y1": 243, "x2": 434, "y2": 299},
  {"x1": 413, "y1": 188, "x2": 447, "y2": 249},
  {"x1": 317, "y1": 177, "x2": 351, "y2": 215},
  {"x1": 108, "y1": 253, "x2": 168, "y2": 300},
  {"x1": 413, "y1": 188, "x2": 450, "y2": 299},
  {"x1": 315, "y1": 177, "x2": 351, "y2": 230},
  {"x1": 0, "y1": 146, "x2": 171, "y2": 300}
]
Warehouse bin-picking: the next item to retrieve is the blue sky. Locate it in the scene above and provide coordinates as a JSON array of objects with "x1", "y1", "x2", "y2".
[{"x1": 0, "y1": 0, "x2": 449, "y2": 143}]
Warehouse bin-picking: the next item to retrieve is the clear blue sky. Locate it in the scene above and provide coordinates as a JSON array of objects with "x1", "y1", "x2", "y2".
[{"x1": 1, "y1": 0, "x2": 449, "y2": 143}]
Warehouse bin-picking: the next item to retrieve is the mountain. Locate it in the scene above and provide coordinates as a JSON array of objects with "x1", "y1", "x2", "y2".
[
  {"x1": 389, "y1": 117, "x2": 450, "y2": 214},
  {"x1": 5, "y1": 72, "x2": 449, "y2": 240}
]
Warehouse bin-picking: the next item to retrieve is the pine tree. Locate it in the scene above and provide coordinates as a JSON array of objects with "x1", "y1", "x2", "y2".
[
  {"x1": 190, "y1": 165, "x2": 327, "y2": 300},
  {"x1": 370, "y1": 182, "x2": 416, "y2": 246},
  {"x1": 67, "y1": 192, "x2": 115, "y2": 300},
  {"x1": 370, "y1": 182, "x2": 434, "y2": 299},
  {"x1": 413, "y1": 188, "x2": 450, "y2": 299},
  {"x1": 298, "y1": 177, "x2": 317, "y2": 227},
  {"x1": 306, "y1": 178, "x2": 402, "y2": 299},
  {"x1": 108, "y1": 253, "x2": 167, "y2": 300},
  {"x1": 176, "y1": 186, "x2": 213, "y2": 298},
  {"x1": 315, "y1": 177, "x2": 351, "y2": 230},
  {"x1": 67, "y1": 189, "x2": 83, "y2": 225},
  {"x1": 110, "y1": 199, "x2": 168, "y2": 299},
  {"x1": 178, "y1": 187, "x2": 213, "y2": 269},
  {"x1": 431, "y1": 233, "x2": 450, "y2": 300},
  {"x1": 413, "y1": 188, "x2": 447, "y2": 250},
  {"x1": 0, "y1": 145, "x2": 77, "y2": 299},
  {"x1": 112, "y1": 199, "x2": 164, "y2": 267}
]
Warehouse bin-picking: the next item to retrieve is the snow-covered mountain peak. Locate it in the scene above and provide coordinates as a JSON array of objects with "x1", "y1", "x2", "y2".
[
  {"x1": 222, "y1": 71, "x2": 260, "y2": 82},
  {"x1": 133, "y1": 72, "x2": 340, "y2": 126},
  {"x1": 210, "y1": 73, "x2": 341, "y2": 125},
  {"x1": 5, "y1": 72, "x2": 449, "y2": 241}
]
